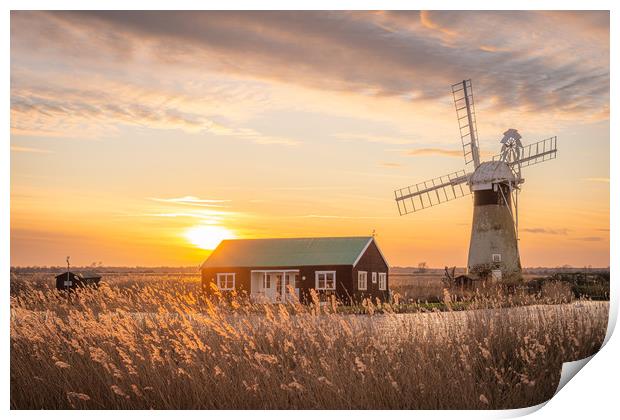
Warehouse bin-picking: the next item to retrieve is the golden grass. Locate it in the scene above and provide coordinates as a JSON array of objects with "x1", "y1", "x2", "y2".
[
  {"x1": 389, "y1": 274, "x2": 445, "y2": 302},
  {"x1": 389, "y1": 273, "x2": 576, "y2": 306},
  {"x1": 10, "y1": 273, "x2": 608, "y2": 409}
]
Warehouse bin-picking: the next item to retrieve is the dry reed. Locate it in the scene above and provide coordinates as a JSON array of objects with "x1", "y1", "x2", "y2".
[{"x1": 10, "y1": 273, "x2": 608, "y2": 409}]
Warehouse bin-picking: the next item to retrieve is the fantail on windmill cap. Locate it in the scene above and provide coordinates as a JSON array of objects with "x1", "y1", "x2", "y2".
[{"x1": 501, "y1": 128, "x2": 522, "y2": 144}]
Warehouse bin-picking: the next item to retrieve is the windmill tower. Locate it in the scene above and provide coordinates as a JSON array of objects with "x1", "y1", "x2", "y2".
[{"x1": 394, "y1": 80, "x2": 558, "y2": 281}]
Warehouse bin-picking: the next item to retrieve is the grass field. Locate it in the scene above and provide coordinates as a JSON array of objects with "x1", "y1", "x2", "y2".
[{"x1": 10, "y1": 272, "x2": 609, "y2": 409}]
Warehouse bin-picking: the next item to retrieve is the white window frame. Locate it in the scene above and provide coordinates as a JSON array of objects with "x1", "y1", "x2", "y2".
[
  {"x1": 492, "y1": 253, "x2": 502, "y2": 263},
  {"x1": 315, "y1": 271, "x2": 336, "y2": 291},
  {"x1": 357, "y1": 271, "x2": 367, "y2": 290},
  {"x1": 262, "y1": 273, "x2": 271, "y2": 289},
  {"x1": 285, "y1": 272, "x2": 297, "y2": 288},
  {"x1": 216, "y1": 273, "x2": 236, "y2": 290},
  {"x1": 371, "y1": 272, "x2": 377, "y2": 284},
  {"x1": 378, "y1": 272, "x2": 387, "y2": 291}
]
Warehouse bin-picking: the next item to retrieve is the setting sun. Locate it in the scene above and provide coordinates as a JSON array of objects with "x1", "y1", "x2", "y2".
[{"x1": 184, "y1": 225, "x2": 235, "y2": 250}]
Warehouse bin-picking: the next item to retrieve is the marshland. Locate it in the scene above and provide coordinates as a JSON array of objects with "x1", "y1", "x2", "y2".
[{"x1": 10, "y1": 270, "x2": 609, "y2": 409}]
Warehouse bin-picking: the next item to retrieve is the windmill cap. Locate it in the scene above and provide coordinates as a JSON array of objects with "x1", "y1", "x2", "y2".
[{"x1": 470, "y1": 161, "x2": 516, "y2": 185}]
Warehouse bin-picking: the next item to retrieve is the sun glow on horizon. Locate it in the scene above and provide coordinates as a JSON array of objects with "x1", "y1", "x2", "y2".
[{"x1": 184, "y1": 225, "x2": 236, "y2": 250}]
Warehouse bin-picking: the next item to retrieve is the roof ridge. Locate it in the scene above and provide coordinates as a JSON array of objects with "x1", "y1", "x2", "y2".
[{"x1": 221, "y1": 236, "x2": 372, "y2": 242}]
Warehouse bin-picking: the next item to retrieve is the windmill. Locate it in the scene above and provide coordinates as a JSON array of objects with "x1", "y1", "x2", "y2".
[{"x1": 394, "y1": 80, "x2": 558, "y2": 281}]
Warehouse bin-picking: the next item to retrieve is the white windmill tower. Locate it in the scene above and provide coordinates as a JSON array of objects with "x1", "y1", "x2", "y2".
[{"x1": 394, "y1": 80, "x2": 558, "y2": 281}]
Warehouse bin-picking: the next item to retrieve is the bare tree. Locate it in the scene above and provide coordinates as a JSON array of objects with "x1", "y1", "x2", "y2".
[{"x1": 418, "y1": 262, "x2": 427, "y2": 273}]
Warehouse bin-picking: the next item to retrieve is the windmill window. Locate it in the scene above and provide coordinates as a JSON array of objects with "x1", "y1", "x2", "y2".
[
  {"x1": 357, "y1": 271, "x2": 367, "y2": 290},
  {"x1": 216, "y1": 273, "x2": 235, "y2": 290},
  {"x1": 492, "y1": 254, "x2": 502, "y2": 263},
  {"x1": 316, "y1": 271, "x2": 336, "y2": 290},
  {"x1": 378, "y1": 273, "x2": 387, "y2": 290},
  {"x1": 372, "y1": 272, "x2": 377, "y2": 283}
]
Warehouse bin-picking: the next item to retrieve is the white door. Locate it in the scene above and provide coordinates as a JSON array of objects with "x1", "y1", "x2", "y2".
[
  {"x1": 284, "y1": 273, "x2": 298, "y2": 302},
  {"x1": 268, "y1": 273, "x2": 281, "y2": 301},
  {"x1": 254, "y1": 271, "x2": 300, "y2": 303}
]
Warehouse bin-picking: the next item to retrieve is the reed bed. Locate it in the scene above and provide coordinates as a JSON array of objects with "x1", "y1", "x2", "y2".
[{"x1": 10, "y1": 274, "x2": 608, "y2": 409}]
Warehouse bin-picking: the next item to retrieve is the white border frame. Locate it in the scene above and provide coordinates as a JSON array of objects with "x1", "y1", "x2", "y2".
[{"x1": 4, "y1": 4, "x2": 617, "y2": 419}]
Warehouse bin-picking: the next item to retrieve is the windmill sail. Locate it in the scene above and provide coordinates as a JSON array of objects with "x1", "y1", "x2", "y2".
[
  {"x1": 493, "y1": 136, "x2": 557, "y2": 169},
  {"x1": 394, "y1": 170, "x2": 471, "y2": 215},
  {"x1": 452, "y1": 79, "x2": 481, "y2": 168}
]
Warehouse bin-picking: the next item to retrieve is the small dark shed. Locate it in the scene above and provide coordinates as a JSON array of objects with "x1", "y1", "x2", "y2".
[
  {"x1": 55, "y1": 271, "x2": 102, "y2": 290},
  {"x1": 200, "y1": 236, "x2": 389, "y2": 304}
]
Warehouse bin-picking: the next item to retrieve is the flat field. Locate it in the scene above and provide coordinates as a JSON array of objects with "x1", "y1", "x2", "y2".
[{"x1": 10, "y1": 272, "x2": 609, "y2": 409}]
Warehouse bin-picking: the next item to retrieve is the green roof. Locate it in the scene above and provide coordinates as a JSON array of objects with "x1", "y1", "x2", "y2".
[{"x1": 201, "y1": 236, "x2": 374, "y2": 268}]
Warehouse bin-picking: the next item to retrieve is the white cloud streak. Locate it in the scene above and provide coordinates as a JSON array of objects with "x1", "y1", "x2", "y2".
[{"x1": 11, "y1": 145, "x2": 53, "y2": 154}]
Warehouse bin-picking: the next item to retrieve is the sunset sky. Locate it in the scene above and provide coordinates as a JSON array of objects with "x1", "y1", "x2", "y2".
[{"x1": 10, "y1": 11, "x2": 609, "y2": 267}]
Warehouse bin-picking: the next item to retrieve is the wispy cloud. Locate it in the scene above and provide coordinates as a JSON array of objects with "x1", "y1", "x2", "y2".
[
  {"x1": 11, "y1": 10, "x2": 609, "y2": 133},
  {"x1": 148, "y1": 196, "x2": 230, "y2": 208},
  {"x1": 10, "y1": 80, "x2": 300, "y2": 145},
  {"x1": 299, "y1": 214, "x2": 395, "y2": 220},
  {"x1": 333, "y1": 132, "x2": 416, "y2": 145},
  {"x1": 10, "y1": 145, "x2": 53, "y2": 154},
  {"x1": 522, "y1": 228, "x2": 569, "y2": 235},
  {"x1": 582, "y1": 177, "x2": 610, "y2": 183},
  {"x1": 406, "y1": 147, "x2": 463, "y2": 157},
  {"x1": 571, "y1": 236, "x2": 603, "y2": 242},
  {"x1": 207, "y1": 123, "x2": 299, "y2": 145},
  {"x1": 142, "y1": 212, "x2": 225, "y2": 220},
  {"x1": 379, "y1": 162, "x2": 402, "y2": 168},
  {"x1": 403, "y1": 147, "x2": 493, "y2": 158},
  {"x1": 142, "y1": 196, "x2": 239, "y2": 223},
  {"x1": 269, "y1": 186, "x2": 359, "y2": 191}
]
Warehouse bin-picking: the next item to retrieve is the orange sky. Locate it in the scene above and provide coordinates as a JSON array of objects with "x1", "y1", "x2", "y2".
[{"x1": 10, "y1": 11, "x2": 610, "y2": 267}]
